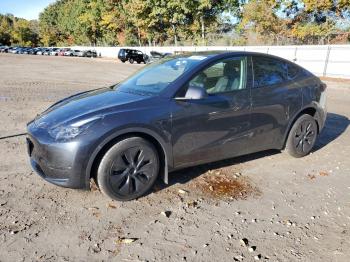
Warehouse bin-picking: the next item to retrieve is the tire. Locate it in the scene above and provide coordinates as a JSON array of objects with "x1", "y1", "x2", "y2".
[
  {"x1": 97, "y1": 137, "x2": 160, "y2": 201},
  {"x1": 285, "y1": 114, "x2": 318, "y2": 158},
  {"x1": 129, "y1": 58, "x2": 134, "y2": 64},
  {"x1": 137, "y1": 61, "x2": 141, "y2": 64}
]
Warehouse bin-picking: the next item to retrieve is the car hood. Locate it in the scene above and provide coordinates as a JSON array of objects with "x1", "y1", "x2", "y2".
[{"x1": 32, "y1": 87, "x2": 149, "y2": 128}]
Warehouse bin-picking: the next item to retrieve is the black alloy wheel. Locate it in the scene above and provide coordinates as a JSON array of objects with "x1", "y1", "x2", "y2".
[
  {"x1": 286, "y1": 114, "x2": 318, "y2": 157},
  {"x1": 97, "y1": 137, "x2": 159, "y2": 201}
]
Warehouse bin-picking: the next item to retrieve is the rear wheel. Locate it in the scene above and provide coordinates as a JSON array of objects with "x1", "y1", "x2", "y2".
[
  {"x1": 129, "y1": 58, "x2": 134, "y2": 64},
  {"x1": 285, "y1": 114, "x2": 318, "y2": 158},
  {"x1": 97, "y1": 137, "x2": 159, "y2": 201}
]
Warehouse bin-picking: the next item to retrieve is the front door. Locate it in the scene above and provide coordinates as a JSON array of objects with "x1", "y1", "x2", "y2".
[{"x1": 171, "y1": 56, "x2": 253, "y2": 168}]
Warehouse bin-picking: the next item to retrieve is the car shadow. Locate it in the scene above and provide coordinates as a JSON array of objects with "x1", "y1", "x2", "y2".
[
  {"x1": 155, "y1": 112, "x2": 349, "y2": 191},
  {"x1": 313, "y1": 112, "x2": 349, "y2": 151}
]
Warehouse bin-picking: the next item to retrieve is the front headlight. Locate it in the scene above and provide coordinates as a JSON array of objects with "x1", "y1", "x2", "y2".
[{"x1": 48, "y1": 116, "x2": 101, "y2": 141}]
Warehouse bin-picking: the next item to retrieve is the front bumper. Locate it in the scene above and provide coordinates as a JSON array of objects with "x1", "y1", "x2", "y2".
[{"x1": 26, "y1": 129, "x2": 91, "y2": 190}]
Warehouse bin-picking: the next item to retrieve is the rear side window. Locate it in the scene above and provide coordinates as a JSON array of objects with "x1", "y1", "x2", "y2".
[
  {"x1": 253, "y1": 57, "x2": 287, "y2": 88},
  {"x1": 287, "y1": 63, "x2": 300, "y2": 80}
]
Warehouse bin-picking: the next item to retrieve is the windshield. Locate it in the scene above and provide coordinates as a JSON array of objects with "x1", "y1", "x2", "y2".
[{"x1": 116, "y1": 55, "x2": 209, "y2": 96}]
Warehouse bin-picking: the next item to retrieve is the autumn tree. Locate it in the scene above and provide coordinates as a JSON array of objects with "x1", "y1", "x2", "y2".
[
  {"x1": 281, "y1": 0, "x2": 344, "y2": 44},
  {"x1": 2, "y1": 0, "x2": 346, "y2": 47},
  {"x1": 238, "y1": 0, "x2": 286, "y2": 45}
]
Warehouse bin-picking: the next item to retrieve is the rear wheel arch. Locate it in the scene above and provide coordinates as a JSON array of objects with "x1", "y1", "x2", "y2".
[
  {"x1": 285, "y1": 113, "x2": 318, "y2": 157},
  {"x1": 86, "y1": 130, "x2": 169, "y2": 189},
  {"x1": 283, "y1": 107, "x2": 319, "y2": 149}
]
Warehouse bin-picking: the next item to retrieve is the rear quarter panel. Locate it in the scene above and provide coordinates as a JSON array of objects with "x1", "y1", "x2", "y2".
[
  {"x1": 301, "y1": 75, "x2": 327, "y2": 130},
  {"x1": 250, "y1": 80, "x2": 303, "y2": 150}
]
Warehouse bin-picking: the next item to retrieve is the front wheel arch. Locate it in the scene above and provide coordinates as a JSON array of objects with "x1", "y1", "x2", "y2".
[{"x1": 87, "y1": 131, "x2": 169, "y2": 189}]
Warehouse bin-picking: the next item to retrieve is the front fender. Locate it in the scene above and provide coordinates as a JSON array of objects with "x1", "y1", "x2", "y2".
[{"x1": 84, "y1": 127, "x2": 172, "y2": 189}]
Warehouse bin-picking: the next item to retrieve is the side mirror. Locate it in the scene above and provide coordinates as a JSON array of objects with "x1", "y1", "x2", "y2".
[{"x1": 175, "y1": 84, "x2": 208, "y2": 101}]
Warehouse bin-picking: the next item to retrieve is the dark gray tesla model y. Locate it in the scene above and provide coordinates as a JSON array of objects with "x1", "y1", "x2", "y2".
[{"x1": 27, "y1": 51, "x2": 327, "y2": 201}]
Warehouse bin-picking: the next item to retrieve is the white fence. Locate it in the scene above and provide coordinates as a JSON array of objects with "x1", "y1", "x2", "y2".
[{"x1": 72, "y1": 45, "x2": 350, "y2": 79}]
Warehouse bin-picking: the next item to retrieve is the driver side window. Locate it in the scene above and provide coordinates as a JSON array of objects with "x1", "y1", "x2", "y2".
[{"x1": 189, "y1": 57, "x2": 247, "y2": 94}]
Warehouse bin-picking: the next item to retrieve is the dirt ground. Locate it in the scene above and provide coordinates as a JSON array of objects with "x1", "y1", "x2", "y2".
[{"x1": 0, "y1": 53, "x2": 349, "y2": 262}]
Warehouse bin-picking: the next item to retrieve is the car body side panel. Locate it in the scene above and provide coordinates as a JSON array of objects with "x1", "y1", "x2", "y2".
[
  {"x1": 81, "y1": 100, "x2": 173, "y2": 188},
  {"x1": 27, "y1": 97, "x2": 173, "y2": 189},
  {"x1": 301, "y1": 76, "x2": 327, "y2": 130},
  {"x1": 250, "y1": 81, "x2": 303, "y2": 151},
  {"x1": 171, "y1": 90, "x2": 252, "y2": 168},
  {"x1": 170, "y1": 55, "x2": 254, "y2": 168},
  {"x1": 84, "y1": 126, "x2": 172, "y2": 189},
  {"x1": 26, "y1": 51, "x2": 327, "y2": 192}
]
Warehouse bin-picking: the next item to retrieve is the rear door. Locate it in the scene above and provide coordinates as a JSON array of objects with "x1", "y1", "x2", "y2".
[
  {"x1": 171, "y1": 56, "x2": 253, "y2": 168},
  {"x1": 250, "y1": 56, "x2": 302, "y2": 151}
]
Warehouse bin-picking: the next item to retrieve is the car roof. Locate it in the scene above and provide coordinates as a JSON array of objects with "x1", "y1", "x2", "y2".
[
  {"x1": 170, "y1": 51, "x2": 299, "y2": 65},
  {"x1": 173, "y1": 50, "x2": 277, "y2": 58}
]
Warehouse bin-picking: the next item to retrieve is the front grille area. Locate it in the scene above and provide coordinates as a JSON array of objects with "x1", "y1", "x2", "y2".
[
  {"x1": 31, "y1": 159, "x2": 46, "y2": 178},
  {"x1": 26, "y1": 137, "x2": 34, "y2": 156}
]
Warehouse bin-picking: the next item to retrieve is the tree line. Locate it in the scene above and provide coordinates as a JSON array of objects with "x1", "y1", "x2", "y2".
[
  {"x1": 0, "y1": 14, "x2": 39, "y2": 46},
  {"x1": 1, "y1": 0, "x2": 350, "y2": 47}
]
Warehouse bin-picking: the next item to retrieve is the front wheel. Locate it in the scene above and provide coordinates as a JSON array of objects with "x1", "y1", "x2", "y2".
[
  {"x1": 97, "y1": 137, "x2": 159, "y2": 201},
  {"x1": 285, "y1": 114, "x2": 318, "y2": 158}
]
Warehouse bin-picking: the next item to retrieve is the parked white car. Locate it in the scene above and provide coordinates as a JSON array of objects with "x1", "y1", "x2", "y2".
[
  {"x1": 50, "y1": 48, "x2": 60, "y2": 56},
  {"x1": 64, "y1": 49, "x2": 81, "y2": 56}
]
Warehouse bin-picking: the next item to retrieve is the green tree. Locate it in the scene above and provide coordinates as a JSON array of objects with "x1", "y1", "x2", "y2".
[
  {"x1": 39, "y1": 1, "x2": 62, "y2": 46},
  {"x1": 11, "y1": 18, "x2": 39, "y2": 46},
  {"x1": 0, "y1": 14, "x2": 13, "y2": 45}
]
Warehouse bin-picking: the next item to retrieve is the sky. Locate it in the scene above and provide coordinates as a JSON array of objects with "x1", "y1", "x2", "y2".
[{"x1": 0, "y1": 0, "x2": 56, "y2": 20}]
